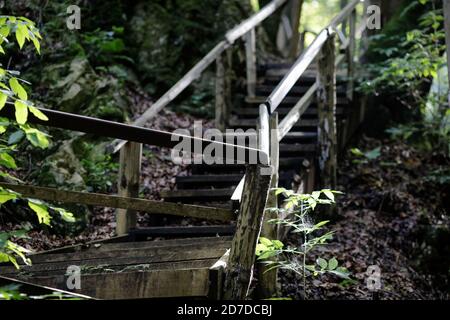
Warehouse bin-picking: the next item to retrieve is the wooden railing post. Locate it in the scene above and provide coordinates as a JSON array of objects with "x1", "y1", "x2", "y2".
[
  {"x1": 317, "y1": 33, "x2": 337, "y2": 189},
  {"x1": 288, "y1": 0, "x2": 303, "y2": 59},
  {"x1": 257, "y1": 112, "x2": 280, "y2": 298},
  {"x1": 245, "y1": 28, "x2": 257, "y2": 98},
  {"x1": 116, "y1": 142, "x2": 142, "y2": 235},
  {"x1": 215, "y1": 53, "x2": 227, "y2": 131},
  {"x1": 347, "y1": 8, "x2": 356, "y2": 101},
  {"x1": 223, "y1": 164, "x2": 272, "y2": 300}
]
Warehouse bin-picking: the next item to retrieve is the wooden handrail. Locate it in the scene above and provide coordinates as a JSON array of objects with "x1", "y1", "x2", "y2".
[
  {"x1": 109, "y1": 0, "x2": 289, "y2": 154},
  {"x1": 329, "y1": 0, "x2": 360, "y2": 28},
  {"x1": 110, "y1": 41, "x2": 228, "y2": 153},
  {"x1": 0, "y1": 106, "x2": 267, "y2": 165},
  {"x1": 225, "y1": 0, "x2": 288, "y2": 44},
  {"x1": 267, "y1": 28, "x2": 329, "y2": 113},
  {"x1": 0, "y1": 183, "x2": 235, "y2": 222},
  {"x1": 266, "y1": 0, "x2": 361, "y2": 113}
]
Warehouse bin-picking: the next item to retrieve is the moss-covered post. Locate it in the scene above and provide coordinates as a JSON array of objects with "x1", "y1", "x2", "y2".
[
  {"x1": 317, "y1": 32, "x2": 337, "y2": 189},
  {"x1": 257, "y1": 112, "x2": 280, "y2": 298},
  {"x1": 223, "y1": 164, "x2": 272, "y2": 300},
  {"x1": 116, "y1": 142, "x2": 142, "y2": 235}
]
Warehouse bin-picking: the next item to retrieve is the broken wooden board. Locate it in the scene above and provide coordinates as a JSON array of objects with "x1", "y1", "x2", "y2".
[{"x1": 0, "y1": 237, "x2": 231, "y2": 299}]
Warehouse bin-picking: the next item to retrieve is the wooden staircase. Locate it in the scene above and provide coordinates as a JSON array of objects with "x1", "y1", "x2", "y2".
[
  {"x1": 161, "y1": 64, "x2": 350, "y2": 205},
  {"x1": 0, "y1": 0, "x2": 367, "y2": 300}
]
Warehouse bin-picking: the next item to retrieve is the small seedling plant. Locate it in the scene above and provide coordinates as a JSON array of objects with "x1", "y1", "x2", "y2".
[{"x1": 256, "y1": 188, "x2": 350, "y2": 298}]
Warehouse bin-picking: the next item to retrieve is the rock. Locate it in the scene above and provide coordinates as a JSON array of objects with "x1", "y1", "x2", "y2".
[{"x1": 39, "y1": 138, "x2": 87, "y2": 191}]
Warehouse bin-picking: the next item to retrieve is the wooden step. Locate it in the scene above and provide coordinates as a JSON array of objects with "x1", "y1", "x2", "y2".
[
  {"x1": 255, "y1": 84, "x2": 346, "y2": 97},
  {"x1": 190, "y1": 156, "x2": 311, "y2": 174},
  {"x1": 161, "y1": 188, "x2": 234, "y2": 202},
  {"x1": 233, "y1": 106, "x2": 345, "y2": 118},
  {"x1": 176, "y1": 172, "x2": 294, "y2": 189},
  {"x1": 229, "y1": 118, "x2": 318, "y2": 129},
  {"x1": 245, "y1": 95, "x2": 349, "y2": 107},
  {"x1": 1, "y1": 237, "x2": 231, "y2": 299},
  {"x1": 129, "y1": 226, "x2": 235, "y2": 239},
  {"x1": 280, "y1": 143, "x2": 316, "y2": 154},
  {"x1": 176, "y1": 174, "x2": 244, "y2": 188}
]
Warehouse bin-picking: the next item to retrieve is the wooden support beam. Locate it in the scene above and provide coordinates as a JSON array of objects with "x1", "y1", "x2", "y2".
[
  {"x1": 215, "y1": 52, "x2": 227, "y2": 131},
  {"x1": 317, "y1": 34, "x2": 338, "y2": 189},
  {"x1": 278, "y1": 82, "x2": 318, "y2": 140},
  {"x1": 223, "y1": 164, "x2": 272, "y2": 300},
  {"x1": 0, "y1": 183, "x2": 234, "y2": 222},
  {"x1": 444, "y1": 0, "x2": 450, "y2": 105},
  {"x1": 245, "y1": 28, "x2": 257, "y2": 98},
  {"x1": 346, "y1": 8, "x2": 356, "y2": 101},
  {"x1": 288, "y1": 0, "x2": 303, "y2": 59},
  {"x1": 116, "y1": 142, "x2": 142, "y2": 235},
  {"x1": 257, "y1": 113, "x2": 280, "y2": 298}
]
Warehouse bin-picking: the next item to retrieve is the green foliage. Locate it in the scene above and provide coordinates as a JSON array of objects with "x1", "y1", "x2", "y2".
[
  {"x1": 360, "y1": 0, "x2": 449, "y2": 156},
  {"x1": 81, "y1": 27, "x2": 130, "y2": 66},
  {"x1": 0, "y1": 15, "x2": 74, "y2": 269},
  {"x1": 256, "y1": 189, "x2": 350, "y2": 298},
  {"x1": 350, "y1": 147, "x2": 381, "y2": 164},
  {"x1": 81, "y1": 154, "x2": 118, "y2": 193}
]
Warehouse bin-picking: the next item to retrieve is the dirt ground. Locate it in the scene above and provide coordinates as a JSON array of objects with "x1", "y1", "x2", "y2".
[{"x1": 278, "y1": 136, "x2": 449, "y2": 300}]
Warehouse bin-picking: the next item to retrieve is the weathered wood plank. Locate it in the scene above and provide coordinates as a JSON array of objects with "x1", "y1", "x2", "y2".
[
  {"x1": 225, "y1": 0, "x2": 288, "y2": 44},
  {"x1": 0, "y1": 183, "x2": 234, "y2": 222},
  {"x1": 317, "y1": 34, "x2": 338, "y2": 189},
  {"x1": 245, "y1": 28, "x2": 257, "y2": 98},
  {"x1": 257, "y1": 113, "x2": 280, "y2": 298},
  {"x1": 267, "y1": 29, "x2": 328, "y2": 111},
  {"x1": 346, "y1": 8, "x2": 356, "y2": 101},
  {"x1": 116, "y1": 142, "x2": 141, "y2": 235},
  {"x1": 223, "y1": 164, "x2": 272, "y2": 300},
  {"x1": 278, "y1": 82, "x2": 318, "y2": 139},
  {"x1": 288, "y1": 0, "x2": 304, "y2": 59},
  {"x1": 23, "y1": 268, "x2": 213, "y2": 299},
  {"x1": 1, "y1": 244, "x2": 230, "y2": 275}
]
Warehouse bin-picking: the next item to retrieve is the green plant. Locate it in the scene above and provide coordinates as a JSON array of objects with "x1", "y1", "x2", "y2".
[
  {"x1": 0, "y1": 15, "x2": 74, "y2": 269},
  {"x1": 256, "y1": 189, "x2": 350, "y2": 298},
  {"x1": 350, "y1": 147, "x2": 381, "y2": 164},
  {"x1": 360, "y1": 0, "x2": 449, "y2": 155},
  {"x1": 81, "y1": 154, "x2": 119, "y2": 193}
]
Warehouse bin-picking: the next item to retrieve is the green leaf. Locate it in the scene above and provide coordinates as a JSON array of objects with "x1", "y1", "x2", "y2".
[
  {"x1": 316, "y1": 257, "x2": 327, "y2": 269},
  {"x1": 259, "y1": 237, "x2": 272, "y2": 246},
  {"x1": 15, "y1": 24, "x2": 27, "y2": 49},
  {"x1": 272, "y1": 240, "x2": 284, "y2": 250},
  {"x1": 9, "y1": 78, "x2": 27, "y2": 101},
  {"x1": 28, "y1": 201, "x2": 51, "y2": 225},
  {"x1": 14, "y1": 100, "x2": 28, "y2": 124},
  {"x1": 0, "y1": 152, "x2": 17, "y2": 169},
  {"x1": 313, "y1": 220, "x2": 330, "y2": 229},
  {"x1": 28, "y1": 105, "x2": 48, "y2": 121},
  {"x1": 53, "y1": 207, "x2": 75, "y2": 223},
  {"x1": 0, "y1": 92, "x2": 7, "y2": 110},
  {"x1": 328, "y1": 258, "x2": 338, "y2": 270},
  {"x1": 0, "y1": 189, "x2": 17, "y2": 204},
  {"x1": 19, "y1": 124, "x2": 50, "y2": 148},
  {"x1": 8, "y1": 130, "x2": 24, "y2": 145},
  {"x1": 323, "y1": 190, "x2": 335, "y2": 202},
  {"x1": 364, "y1": 147, "x2": 381, "y2": 160},
  {"x1": 350, "y1": 148, "x2": 364, "y2": 157}
]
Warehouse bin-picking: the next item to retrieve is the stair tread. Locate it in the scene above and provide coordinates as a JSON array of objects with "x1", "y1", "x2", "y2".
[{"x1": 245, "y1": 96, "x2": 349, "y2": 105}]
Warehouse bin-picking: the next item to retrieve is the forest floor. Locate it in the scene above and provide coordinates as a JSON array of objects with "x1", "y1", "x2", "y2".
[{"x1": 278, "y1": 135, "x2": 449, "y2": 300}]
